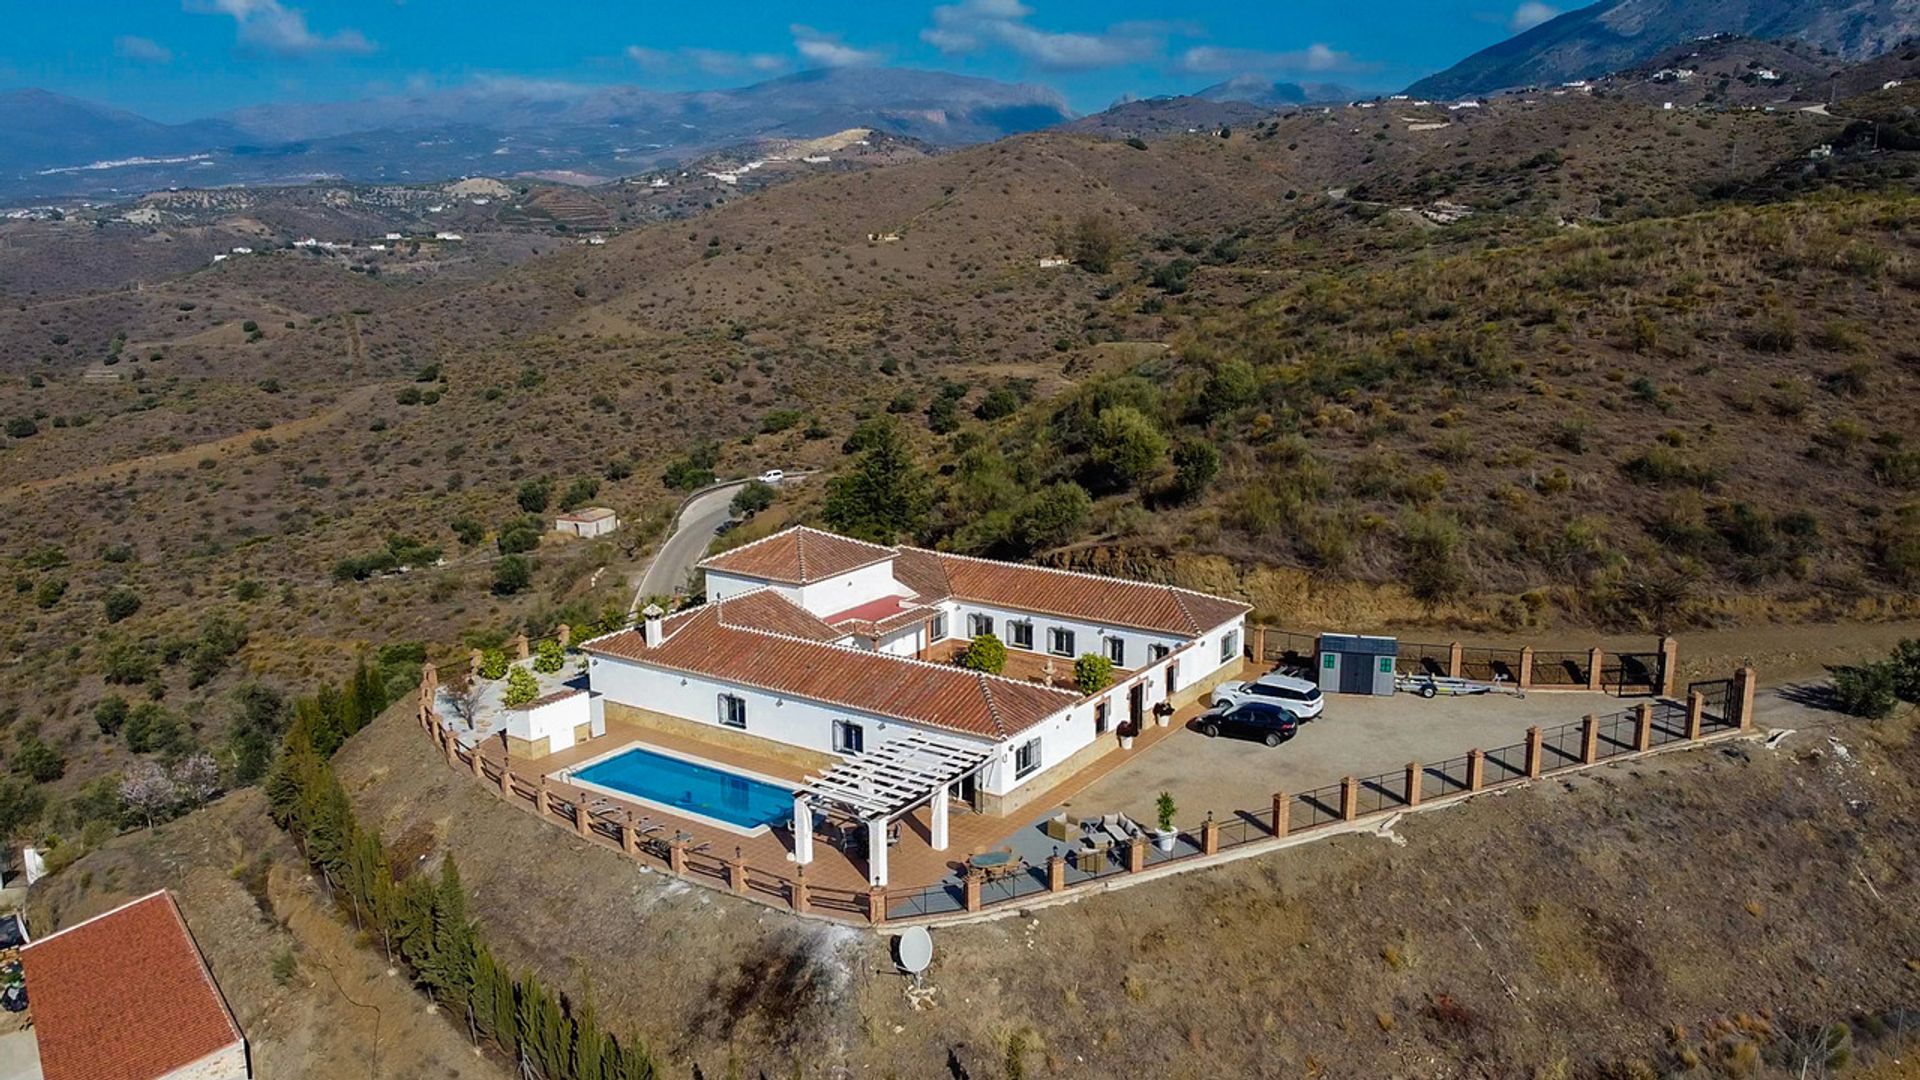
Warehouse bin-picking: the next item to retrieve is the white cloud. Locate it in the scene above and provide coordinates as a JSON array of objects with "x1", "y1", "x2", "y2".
[
  {"x1": 1177, "y1": 43, "x2": 1361, "y2": 75},
  {"x1": 114, "y1": 35, "x2": 173, "y2": 63},
  {"x1": 1510, "y1": 2, "x2": 1561, "y2": 32},
  {"x1": 626, "y1": 45, "x2": 787, "y2": 77},
  {"x1": 189, "y1": 0, "x2": 374, "y2": 57},
  {"x1": 791, "y1": 25, "x2": 883, "y2": 68},
  {"x1": 922, "y1": 0, "x2": 1162, "y2": 71}
]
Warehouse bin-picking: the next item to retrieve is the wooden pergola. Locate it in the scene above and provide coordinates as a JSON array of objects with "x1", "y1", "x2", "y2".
[{"x1": 794, "y1": 732, "x2": 994, "y2": 886}]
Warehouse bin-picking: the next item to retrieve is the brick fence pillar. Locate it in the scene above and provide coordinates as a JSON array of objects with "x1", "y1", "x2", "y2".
[
  {"x1": 1733, "y1": 666, "x2": 1758, "y2": 731},
  {"x1": 1686, "y1": 691, "x2": 1706, "y2": 740},
  {"x1": 1634, "y1": 702, "x2": 1655, "y2": 752},
  {"x1": 668, "y1": 840, "x2": 687, "y2": 876},
  {"x1": 1127, "y1": 836, "x2": 1147, "y2": 873},
  {"x1": 575, "y1": 798, "x2": 592, "y2": 839},
  {"x1": 1580, "y1": 714, "x2": 1600, "y2": 763},
  {"x1": 1517, "y1": 646, "x2": 1534, "y2": 691},
  {"x1": 1587, "y1": 647, "x2": 1605, "y2": 692},
  {"x1": 1404, "y1": 762, "x2": 1422, "y2": 807},
  {"x1": 964, "y1": 871, "x2": 983, "y2": 910},
  {"x1": 1251, "y1": 626, "x2": 1266, "y2": 664},
  {"x1": 729, "y1": 853, "x2": 749, "y2": 895},
  {"x1": 621, "y1": 817, "x2": 638, "y2": 856},
  {"x1": 1271, "y1": 791, "x2": 1290, "y2": 837},
  {"x1": 513, "y1": 632, "x2": 530, "y2": 660},
  {"x1": 1048, "y1": 854, "x2": 1066, "y2": 892},
  {"x1": 556, "y1": 624, "x2": 571, "y2": 650},
  {"x1": 1466, "y1": 750, "x2": 1486, "y2": 792},
  {"x1": 1448, "y1": 641, "x2": 1464, "y2": 679},
  {"x1": 1524, "y1": 726, "x2": 1543, "y2": 779},
  {"x1": 1658, "y1": 636, "x2": 1680, "y2": 697},
  {"x1": 1340, "y1": 775, "x2": 1359, "y2": 821},
  {"x1": 870, "y1": 886, "x2": 889, "y2": 926},
  {"x1": 469, "y1": 648, "x2": 483, "y2": 675},
  {"x1": 499, "y1": 766, "x2": 513, "y2": 799},
  {"x1": 469, "y1": 747, "x2": 483, "y2": 779},
  {"x1": 790, "y1": 868, "x2": 809, "y2": 914},
  {"x1": 1201, "y1": 817, "x2": 1219, "y2": 855},
  {"x1": 443, "y1": 729, "x2": 458, "y2": 767},
  {"x1": 537, "y1": 779, "x2": 555, "y2": 820}
]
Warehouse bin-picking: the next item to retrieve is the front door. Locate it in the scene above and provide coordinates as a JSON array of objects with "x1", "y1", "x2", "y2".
[
  {"x1": 958, "y1": 773, "x2": 981, "y2": 811},
  {"x1": 1129, "y1": 683, "x2": 1146, "y2": 727}
]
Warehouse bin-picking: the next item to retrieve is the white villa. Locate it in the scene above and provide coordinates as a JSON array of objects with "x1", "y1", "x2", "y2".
[{"x1": 563, "y1": 526, "x2": 1249, "y2": 885}]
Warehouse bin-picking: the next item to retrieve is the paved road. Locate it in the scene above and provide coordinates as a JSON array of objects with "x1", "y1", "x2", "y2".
[{"x1": 629, "y1": 481, "x2": 746, "y2": 610}]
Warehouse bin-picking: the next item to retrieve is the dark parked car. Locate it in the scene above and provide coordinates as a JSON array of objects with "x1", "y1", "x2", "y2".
[{"x1": 1196, "y1": 700, "x2": 1300, "y2": 747}]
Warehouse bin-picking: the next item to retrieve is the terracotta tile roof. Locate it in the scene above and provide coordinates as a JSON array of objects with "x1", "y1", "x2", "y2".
[
  {"x1": 714, "y1": 589, "x2": 846, "y2": 642},
  {"x1": 23, "y1": 891, "x2": 244, "y2": 1080},
  {"x1": 698, "y1": 526, "x2": 896, "y2": 585},
  {"x1": 515, "y1": 688, "x2": 584, "y2": 710},
  {"x1": 897, "y1": 548, "x2": 1249, "y2": 636},
  {"x1": 583, "y1": 606, "x2": 1078, "y2": 739}
]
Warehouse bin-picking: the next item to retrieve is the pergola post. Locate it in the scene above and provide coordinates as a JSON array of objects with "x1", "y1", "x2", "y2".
[
  {"x1": 867, "y1": 816, "x2": 889, "y2": 887},
  {"x1": 791, "y1": 795, "x2": 814, "y2": 867},
  {"x1": 929, "y1": 783, "x2": 950, "y2": 851}
]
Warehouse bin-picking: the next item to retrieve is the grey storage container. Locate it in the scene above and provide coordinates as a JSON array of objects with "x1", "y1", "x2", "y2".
[{"x1": 1317, "y1": 634, "x2": 1398, "y2": 696}]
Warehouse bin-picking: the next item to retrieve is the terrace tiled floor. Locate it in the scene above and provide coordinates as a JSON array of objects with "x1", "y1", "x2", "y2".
[{"x1": 459, "y1": 666, "x2": 1242, "y2": 894}]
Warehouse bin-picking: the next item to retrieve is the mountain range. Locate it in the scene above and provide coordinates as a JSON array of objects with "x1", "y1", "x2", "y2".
[
  {"x1": 0, "y1": 69, "x2": 1072, "y2": 200},
  {"x1": 1409, "y1": 0, "x2": 1920, "y2": 99}
]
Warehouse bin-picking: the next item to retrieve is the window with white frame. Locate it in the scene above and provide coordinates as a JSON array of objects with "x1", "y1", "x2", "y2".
[
  {"x1": 1105, "y1": 636, "x2": 1125, "y2": 666},
  {"x1": 832, "y1": 719, "x2": 864, "y2": 754},
  {"x1": 1014, "y1": 737, "x2": 1041, "y2": 779},
  {"x1": 1009, "y1": 620, "x2": 1034, "y2": 649},
  {"x1": 1047, "y1": 627, "x2": 1075, "y2": 657},
  {"x1": 717, "y1": 693, "x2": 747, "y2": 729},
  {"x1": 1220, "y1": 629, "x2": 1240, "y2": 663},
  {"x1": 930, "y1": 612, "x2": 948, "y2": 641},
  {"x1": 967, "y1": 613, "x2": 994, "y2": 638}
]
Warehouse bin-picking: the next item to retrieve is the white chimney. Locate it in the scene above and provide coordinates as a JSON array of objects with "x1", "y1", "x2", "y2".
[{"x1": 642, "y1": 604, "x2": 665, "y2": 648}]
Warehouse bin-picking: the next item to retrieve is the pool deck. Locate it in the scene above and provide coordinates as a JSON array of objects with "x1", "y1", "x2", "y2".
[{"x1": 463, "y1": 675, "x2": 1230, "y2": 894}]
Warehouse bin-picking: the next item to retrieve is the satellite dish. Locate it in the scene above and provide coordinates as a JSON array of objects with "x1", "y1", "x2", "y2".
[{"x1": 895, "y1": 926, "x2": 933, "y2": 977}]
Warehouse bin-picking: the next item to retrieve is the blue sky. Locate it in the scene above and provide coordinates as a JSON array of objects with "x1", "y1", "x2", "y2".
[{"x1": 1, "y1": 0, "x2": 1567, "y2": 120}]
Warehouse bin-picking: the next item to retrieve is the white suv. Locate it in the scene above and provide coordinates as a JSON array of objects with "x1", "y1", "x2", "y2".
[{"x1": 1210, "y1": 672, "x2": 1324, "y2": 720}]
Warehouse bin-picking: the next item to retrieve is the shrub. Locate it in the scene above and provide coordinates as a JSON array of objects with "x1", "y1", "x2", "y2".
[
  {"x1": 492, "y1": 555, "x2": 532, "y2": 595},
  {"x1": 516, "y1": 479, "x2": 552, "y2": 514},
  {"x1": 1155, "y1": 791, "x2": 1177, "y2": 833},
  {"x1": 1830, "y1": 662, "x2": 1898, "y2": 718},
  {"x1": 532, "y1": 637, "x2": 565, "y2": 674},
  {"x1": 1074, "y1": 653, "x2": 1115, "y2": 695},
  {"x1": 5, "y1": 418, "x2": 38, "y2": 439},
  {"x1": 730, "y1": 480, "x2": 775, "y2": 517},
  {"x1": 957, "y1": 634, "x2": 1007, "y2": 675},
  {"x1": 502, "y1": 666, "x2": 540, "y2": 708},
  {"x1": 478, "y1": 649, "x2": 509, "y2": 680},
  {"x1": 103, "y1": 587, "x2": 142, "y2": 623},
  {"x1": 94, "y1": 695, "x2": 129, "y2": 735},
  {"x1": 557, "y1": 476, "x2": 599, "y2": 511},
  {"x1": 11, "y1": 737, "x2": 65, "y2": 782}
]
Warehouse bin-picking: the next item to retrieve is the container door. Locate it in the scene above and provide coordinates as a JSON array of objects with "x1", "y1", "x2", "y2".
[{"x1": 1341, "y1": 655, "x2": 1372, "y2": 695}]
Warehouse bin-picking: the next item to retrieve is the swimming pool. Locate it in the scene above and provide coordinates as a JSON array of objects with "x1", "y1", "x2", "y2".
[{"x1": 568, "y1": 746, "x2": 792, "y2": 832}]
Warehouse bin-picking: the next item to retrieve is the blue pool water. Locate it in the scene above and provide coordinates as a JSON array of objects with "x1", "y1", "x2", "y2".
[{"x1": 571, "y1": 747, "x2": 792, "y2": 830}]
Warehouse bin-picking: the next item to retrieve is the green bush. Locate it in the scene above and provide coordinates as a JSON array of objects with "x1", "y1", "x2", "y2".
[
  {"x1": 1074, "y1": 653, "x2": 1115, "y2": 695},
  {"x1": 492, "y1": 555, "x2": 532, "y2": 595},
  {"x1": 502, "y1": 666, "x2": 540, "y2": 708},
  {"x1": 1831, "y1": 662, "x2": 1898, "y2": 719},
  {"x1": 957, "y1": 634, "x2": 1007, "y2": 675},
  {"x1": 94, "y1": 695, "x2": 129, "y2": 735},
  {"x1": 532, "y1": 637, "x2": 565, "y2": 675},
  {"x1": 103, "y1": 587, "x2": 142, "y2": 623},
  {"x1": 478, "y1": 649, "x2": 509, "y2": 680}
]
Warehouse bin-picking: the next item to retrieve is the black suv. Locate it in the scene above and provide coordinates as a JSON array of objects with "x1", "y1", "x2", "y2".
[{"x1": 1196, "y1": 700, "x2": 1300, "y2": 747}]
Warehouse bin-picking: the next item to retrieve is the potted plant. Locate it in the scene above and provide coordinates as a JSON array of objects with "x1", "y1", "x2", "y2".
[
  {"x1": 1152, "y1": 700, "x2": 1175, "y2": 728},
  {"x1": 1154, "y1": 791, "x2": 1178, "y2": 852},
  {"x1": 1117, "y1": 719, "x2": 1136, "y2": 750}
]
